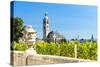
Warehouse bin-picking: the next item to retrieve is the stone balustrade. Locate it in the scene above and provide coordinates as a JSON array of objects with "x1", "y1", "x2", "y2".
[{"x1": 10, "y1": 51, "x2": 95, "y2": 66}]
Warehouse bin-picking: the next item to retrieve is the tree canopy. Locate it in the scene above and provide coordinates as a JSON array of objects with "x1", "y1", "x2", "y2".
[{"x1": 11, "y1": 17, "x2": 24, "y2": 42}]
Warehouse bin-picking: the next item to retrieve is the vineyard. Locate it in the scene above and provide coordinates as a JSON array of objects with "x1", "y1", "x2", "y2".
[{"x1": 11, "y1": 40, "x2": 97, "y2": 60}]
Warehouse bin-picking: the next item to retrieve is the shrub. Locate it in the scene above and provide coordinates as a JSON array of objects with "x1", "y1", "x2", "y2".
[
  {"x1": 11, "y1": 40, "x2": 97, "y2": 60},
  {"x1": 11, "y1": 41, "x2": 27, "y2": 51},
  {"x1": 35, "y1": 42, "x2": 60, "y2": 55},
  {"x1": 35, "y1": 41, "x2": 97, "y2": 60}
]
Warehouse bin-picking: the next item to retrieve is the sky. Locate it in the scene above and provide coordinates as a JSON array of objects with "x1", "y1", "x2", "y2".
[{"x1": 11, "y1": 1, "x2": 97, "y2": 40}]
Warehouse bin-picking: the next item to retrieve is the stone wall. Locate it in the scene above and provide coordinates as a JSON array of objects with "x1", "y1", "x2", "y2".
[
  {"x1": 26, "y1": 55, "x2": 79, "y2": 65},
  {"x1": 10, "y1": 51, "x2": 94, "y2": 66},
  {"x1": 10, "y1": 51, "x2": 26, "y2": 66}
]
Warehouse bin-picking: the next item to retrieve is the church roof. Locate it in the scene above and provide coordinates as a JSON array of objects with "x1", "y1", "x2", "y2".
[
  {"x1": 47, "y1": 31, "x2": 65, "y2": 39},
  {"x1": 48, "y1": 31, "x2": 55, "y2": 35}
]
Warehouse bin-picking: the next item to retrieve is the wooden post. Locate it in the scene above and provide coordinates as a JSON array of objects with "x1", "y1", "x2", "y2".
[{"x1": 74, "y1": 44, "x2": 77, "y2": 58}]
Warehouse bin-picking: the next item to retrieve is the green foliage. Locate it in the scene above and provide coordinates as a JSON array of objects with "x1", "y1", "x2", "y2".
[
  {"x1": 11, "y1": 17, "x2": 24, "y2": 42},
  {"x1": 11, "y1": 40, "x2": 97, "y2": 60},
  {"x1": 35, "y1": 41, "x2": 97, "y2": 60},
  {"x1": 11, "y1": 41, "x2": 27, "y2": 51},
  {"x1": 35, "y1": 42, "x2": 60, "y2": 55},
  {"x1": 77, "y1": 41, "x2": 97, "y2": 60},
  {"x1": 59, "y1": 42, "x2": 74, "y2": 57}
]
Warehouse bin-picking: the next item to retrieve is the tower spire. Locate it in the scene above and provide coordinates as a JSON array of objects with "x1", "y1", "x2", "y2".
[
  {"x1": 43, "y1": 12, "x2": 49, "y2": 40},
  {"x1": 45, "y1": 12, "x2": 48, "y2": 16},
  {"x1": 91, "y1": 34, "x2": 94, "y2": 41}
]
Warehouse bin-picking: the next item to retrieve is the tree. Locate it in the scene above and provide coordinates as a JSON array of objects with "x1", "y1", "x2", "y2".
[{"x1": 11, "y1": 17, "x2": 24, "y2": 42}]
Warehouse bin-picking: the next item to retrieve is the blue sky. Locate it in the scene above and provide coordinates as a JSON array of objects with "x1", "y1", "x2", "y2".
[{"x1": 11, "y1": 1, "x2": 97, "y2": 40}]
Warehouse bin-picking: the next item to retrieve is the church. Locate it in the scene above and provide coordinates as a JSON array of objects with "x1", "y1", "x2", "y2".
[{"x1": 43, "y1": 13, "x2": 66, "y2": 42}]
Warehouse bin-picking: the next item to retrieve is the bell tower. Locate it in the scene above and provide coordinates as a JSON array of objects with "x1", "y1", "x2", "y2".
[{"x1": 43, "y1": 12, "x2": 49, "y2": 40}]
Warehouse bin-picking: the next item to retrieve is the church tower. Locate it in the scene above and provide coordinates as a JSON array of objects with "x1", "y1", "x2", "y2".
[{"x1": 43, "y1": 13, "x2": 49, "y2": 40}]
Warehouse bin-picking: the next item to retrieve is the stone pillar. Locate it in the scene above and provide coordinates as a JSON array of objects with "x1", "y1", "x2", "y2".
[
  {"x1": 10, "y1": 51, "x2": 26, "y2": 66},
  {"x1": 23, "y1": 25, "x2": 37, "y2": 65}
]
